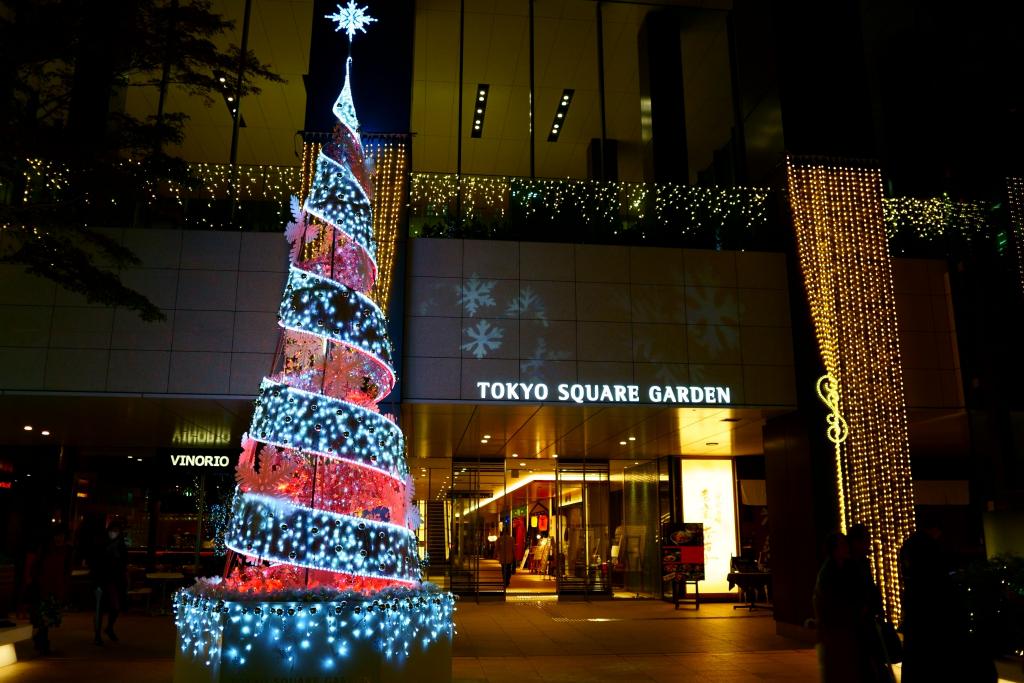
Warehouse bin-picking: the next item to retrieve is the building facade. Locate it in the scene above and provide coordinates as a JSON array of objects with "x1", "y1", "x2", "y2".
[{"x1": 1, "y1": 0, "x2": 1022, "y2": 640}]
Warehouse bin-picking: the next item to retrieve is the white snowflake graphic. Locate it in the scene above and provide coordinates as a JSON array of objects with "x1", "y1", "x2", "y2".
[
  {"x1": 461, "y1": 320, "x2": 504, "y2": 358},
  {"x1": 687, "y1": 286, "x2": 739, "y2": 354},
  {"x1": 457, "y1": 275, "x2": 496, "y2": 316},
  {"x1": 654, "y1": 364, "x2": 684, "y2": 386},
  {"x1": 506, "y1": 287, "x2": 548, "y2": 327},
  {"x1": 325, "y1": 1, "x2": 377, "y2": 39},
  {"x1": 519, "y1": 338, "x2": 571, "y2": 380}
]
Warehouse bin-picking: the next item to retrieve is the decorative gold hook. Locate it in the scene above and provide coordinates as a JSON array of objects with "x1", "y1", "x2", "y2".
[{"x1": 816, "y1": 373, "x2": 849, "y2": 444}]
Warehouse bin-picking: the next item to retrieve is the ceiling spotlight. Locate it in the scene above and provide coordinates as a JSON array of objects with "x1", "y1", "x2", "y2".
[
  {"x1": 547, "y1": 88, "x2": 574, "y2": 142},
  {"x1": 483, "y1": 435, "x2": 491, "y2": 439},
  {"x1": 552, "y1": 454, "x2": 558, "y2": 458},
  {"x1": 41, "y1": 430, "x2": 50, "y2": 436},
  {"x1": 481, "y1": 439, "x2": 488, "y2": 444},
  {"x1": 511, "y1": 453, "x2": 518, "y2": 458},
  {"x1": 628, "y1": 436, "x2": 636, "y2": 441},
  {"x1": 471, "y1": 83, "x2": 489, "y2": 138},
  {"x1": 619, "y1": 440, "x2": 627, "y2": 445},
  {"x1": 634, "y1": 461, "x2": 639, "y2": 465},
  {"x1": 23, "y1": 425, "x2": 32, "y2": 431},
  {"x1": 519, "y1": 462, "x2": 525, "y2": 467}
]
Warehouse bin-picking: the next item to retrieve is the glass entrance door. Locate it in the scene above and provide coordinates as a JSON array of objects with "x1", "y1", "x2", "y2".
[
  {"x1": 554, "y1": 460, "x2": 612, "y2": 597},
  {"x1": 448, "y1": 456, "x2": 505, "y2": 599}
]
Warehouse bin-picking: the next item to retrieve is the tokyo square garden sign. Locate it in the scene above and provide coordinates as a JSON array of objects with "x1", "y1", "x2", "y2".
[{"x1": 474, "y1": 381, "x2": 733, "y2": 406}]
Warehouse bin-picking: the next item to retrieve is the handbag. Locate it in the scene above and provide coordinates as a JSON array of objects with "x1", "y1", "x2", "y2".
[{"x1": 875, "y1": 618, "x2": 903, "y2": 664}]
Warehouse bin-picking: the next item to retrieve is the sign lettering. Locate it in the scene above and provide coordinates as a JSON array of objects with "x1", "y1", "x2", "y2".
[
  {"x1": 169, "y1": 454, "x2": 231, "y2": 468},
  {"x1": 476, "y1": 381, "x2": 731, "y2": 405}
]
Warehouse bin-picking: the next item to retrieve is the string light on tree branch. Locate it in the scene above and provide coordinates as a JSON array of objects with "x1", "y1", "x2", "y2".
[{"x1": 173, "y1": 6, "x2": 452, "y2": 678}]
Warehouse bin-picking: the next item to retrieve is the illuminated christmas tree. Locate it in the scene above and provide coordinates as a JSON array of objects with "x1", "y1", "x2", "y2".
[{"x1": 173, "y1": 4, "x2": 454, "y2": 680}]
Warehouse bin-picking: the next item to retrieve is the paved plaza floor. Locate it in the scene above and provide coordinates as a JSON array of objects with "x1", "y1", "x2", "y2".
[{"x1": 1, "y1": 599, "x2": 1020, "y2": 682}]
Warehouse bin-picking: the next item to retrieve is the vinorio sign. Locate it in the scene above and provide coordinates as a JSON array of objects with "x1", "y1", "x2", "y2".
[
  {"x1": 476, "y1": 381, "x2": 732, "y2": 405},
  {"x1": 169, "y1": 454, "x2": 232, "y2": 468}
]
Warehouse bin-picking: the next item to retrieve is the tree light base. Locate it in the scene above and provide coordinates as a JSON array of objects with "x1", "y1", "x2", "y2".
[{"x1": 173, "y1": 591, "x2": 453, "y2": 683}]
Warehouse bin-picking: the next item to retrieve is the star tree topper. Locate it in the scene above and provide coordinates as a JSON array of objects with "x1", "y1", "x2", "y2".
[{"x1": 326, "y1": 1, "x2": 377, "y2": 40}]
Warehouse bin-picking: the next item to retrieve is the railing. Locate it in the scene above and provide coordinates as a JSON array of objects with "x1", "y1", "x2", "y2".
[
  {"x1": 408, "y1": 173, "x2": 1010, "y2": 256},
  {"x1": 409, "y1": 173, "x2": 776, "y2": 250},
  {"x1": 5, "y1": 158, "x2": 1008, "y2": 255}
]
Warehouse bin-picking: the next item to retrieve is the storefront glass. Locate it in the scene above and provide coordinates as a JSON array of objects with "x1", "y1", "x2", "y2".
[
  {"x1": 622, "y1": 459, "x2": 672, "y2": 598},
  {"x1": 448, "y1": 457, "x2": 505, "y2": 598},
  {"x1": 554, "y1": 461, "x2": 611, "y2": 596}
]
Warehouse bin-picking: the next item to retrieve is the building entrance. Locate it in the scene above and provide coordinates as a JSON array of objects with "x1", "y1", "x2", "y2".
[{"x1": 446, "y1": 457, "x2": 614, "y2": 600}]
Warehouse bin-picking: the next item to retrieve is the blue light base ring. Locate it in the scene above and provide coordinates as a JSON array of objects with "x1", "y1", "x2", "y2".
[{"x1": 173, "y1": 590, "x2": 453, "y2": 683}]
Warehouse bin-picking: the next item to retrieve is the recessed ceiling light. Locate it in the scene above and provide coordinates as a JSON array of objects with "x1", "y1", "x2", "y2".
[
  {"x1": 628, "y1": 436, "x2": 636, "y2": 441},
  {"x1": 483, "y1": 434, "x2": 491, "y2": 439},
  {"x1": 547, "y1": 88, "x2": 574, "y2": 142},
  {"x1": 480, "y1": 439, "x2": 488, "y2": 444},
  {"x1": 23, "y1": 425, "x2": 32, "y2": 431},
  {"x1": 41, "y1": 430, "x2": 50, "y2": 436},
  {"x1": 552, "y1": 453, "x2": 558, "y2": 458},
  {"x1": 619, "y1": 441, "x2": 627, "y2": 445},
  {"x1": 472, "y1": 84, "x2": 489, "y2": 137},
  {"x1": 511, "y1": 453, "x2": 518, "y2": 458},
  {"x1": 519, "y1": 462, "x2": 525, "y2": 467},
  {"x1": 634, "y1": 461, "x2": 639, "y2": 465}
]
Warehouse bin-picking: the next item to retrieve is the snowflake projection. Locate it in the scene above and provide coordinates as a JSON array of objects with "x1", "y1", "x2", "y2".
[
  {"x1": 519, "y1": 338, "x2": 571, "y2": 381},
  {"x1": 461, "y1": 319, "x2": 504, "y2": 358},
  {"x1": 457, "y1": 274, "x2": 497, "y2": 316},
  {"x1": 325, "y1": 1, "x2": 377, "y2": 39},
  {"x1": 686, "y1": 285, "x2": 739, "y2": 356},
  {"x1": 506, "y1": 287, "x2": 548, "y2": 327},
  {"x1": 654, "y1": 364, "x2": 685, "y2": 386}
]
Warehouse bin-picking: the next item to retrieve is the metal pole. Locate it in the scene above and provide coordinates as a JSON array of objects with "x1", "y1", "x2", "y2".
[
  {"x1": 154, "y1": 0, "x2": 178, "y2": 154},
  {"x1": 194, "y1": 474, "x2": 206, "y2": 576},
  {"x1": 528, "y1": 0, "x2": 536, "y2": 178},
  {"x1": 228, "y1": 0, "x2": 253, "y2": 226},
  {"x1": 596, "y1": 1, "x2": 607, "y2": 181},
  {"x1": 456, "y1": 0, "x2": 465, "y2": 225}
]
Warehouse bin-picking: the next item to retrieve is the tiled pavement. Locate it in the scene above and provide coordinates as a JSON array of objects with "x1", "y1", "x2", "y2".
[
  {"x1": 4, "y1": 602, "x2": 1015, "y2": 679},
  {"x1": 0, "y1": 600, "x2": 821, "y2": 682},
  {"x1": 3, "y1": 599, "x2": 1019, "y2": 682}
]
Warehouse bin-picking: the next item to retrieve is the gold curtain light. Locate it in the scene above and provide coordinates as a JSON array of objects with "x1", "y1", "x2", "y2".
[{"x1": 786, "y1": 157, "x2": 916, "y2": 624}]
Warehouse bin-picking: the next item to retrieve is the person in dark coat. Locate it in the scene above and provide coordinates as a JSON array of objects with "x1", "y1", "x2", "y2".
[
  {"x1": 814, "y1": 531, "x2": 892, "y2": 683},
  {"x1": 899, "y1": 527, "x2": 996, "y2": 683},
  {"x1": 90, "y1": 518, "x2": 128, "y2": 645},
  {"x1": 846, "y1": 524, "x2": 895, "y2": 681},
  {"x1": 496, "y1": 529, "x2": 515, "y2": 589},
  {"x1": 815, "y1": 532, "x2": 859, "y2": 682}
]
